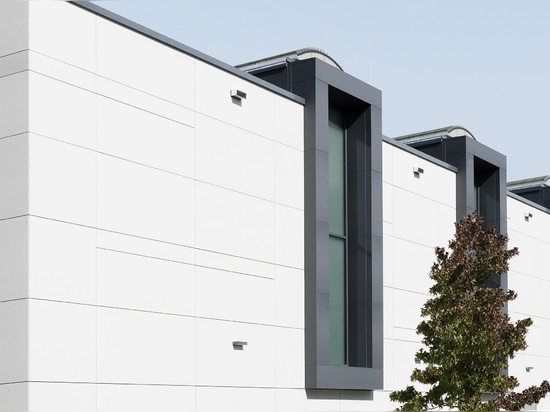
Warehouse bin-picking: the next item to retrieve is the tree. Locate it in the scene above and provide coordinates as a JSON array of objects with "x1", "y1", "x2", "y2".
[{"x1": 390, "y1": 213, "x2": 550, "y2": 411}]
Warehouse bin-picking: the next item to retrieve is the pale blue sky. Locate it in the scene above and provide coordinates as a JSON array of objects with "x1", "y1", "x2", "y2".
[{"x1": 91, "y1": 0, "x2": 550, "y2": 181}]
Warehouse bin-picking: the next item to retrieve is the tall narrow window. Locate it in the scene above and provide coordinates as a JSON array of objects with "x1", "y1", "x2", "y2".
[{"x1": 328, "y1": 107, "x2": 346, "y2": 365}]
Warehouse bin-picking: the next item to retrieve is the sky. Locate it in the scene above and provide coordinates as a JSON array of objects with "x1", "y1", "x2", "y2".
[{"x1": 90, "y1": 0, "x2": 550, "y2": 182}]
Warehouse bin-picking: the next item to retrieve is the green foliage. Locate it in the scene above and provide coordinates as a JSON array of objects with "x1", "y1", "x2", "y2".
[{"x1": 390, "y1": 214, "x2": 550, "y2": 411}]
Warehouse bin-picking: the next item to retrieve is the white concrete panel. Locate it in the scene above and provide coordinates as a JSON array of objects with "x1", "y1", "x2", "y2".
[
  {"x1": 508, "y1": 273, "x2": 542, "y2": 317},
  {"x1": 97, "y1": 95, "x2": 195, "y2": 178},
  {"x1": 0, "y1": 1, "x2": 28, "y2": 57},
  {"x1": 392, "y1": 288, "x2": 426, "y2": 331},
  {"x1": 437, "y1": 203, "x2": 456, "y2": 245},
  {"x1": 196, "y1": 266, "x2": 274, "y2": 324},
  {"x1": 390, "y1": 146, "x2": 456, "y2": 209},
  {"x1": 383, "y1": 286, "x2": 395, "y2": 340},
  {"x1": 383, "y1": 182, "x2": 393, "y2": 223},
  {"x1": 28, "y1": 72, "x2": 96, "y2": 149},
  {"x1": 195, "y1": 60, "x2": 274, "y2": 139},
  {"x1": 96, "y1": 76, "x2": 194, "y2": 128},
  {"x1": 436, "y1": 165, "x2": 456, "y2": 208},
  {"x1": 275, "y1": 142, "x2": 304, "y2": 209},
  {"x1": 28, "y1": 50, "x2": 96, "y2": 91},
  {"x1": 0, "y1": 383, "x2": 27, "y2": 412},
  {"x1": 28, "y1": 300, "x2": 96, "y2": 383},
  {"x1": 28, "y1": 135, "x2": 96, "y2": 226},
  {"x1": 339, "y1": 391, "x2": 387, "y2": 412},
  {"x1": 273, "y1": 97, "x2": 303, "y2": 150},
  {"x1": 0, "y1": 135, "x2": 28, "y2": 219},
  {"x1": 196, "y1": 386, "x2": 275, "y2": 412},
  {"x1": 274, "y1": 389, "x2": 340, "y2": 411},
  {"x1": 98, "y1": 384, "x2": 195, "y2": 412},
  {"x1": 275, "y1": 327, "x2": 304, "y2": 388},
  {"x1": 96, "y1": 17, "x2": 195, "y2": 108},
  {"x1": 28, "y1": 382, "x2": 97, "y2": 412},
  {"x1": 382, "y1": 141, "x2": 394, "y2": 184},
  {"x1": 274, "y1": 266, "x2": 304, "y2": 329},
  {"x1": 29, "y1": 1, "x2": 96, "y2": 72},
  {"x1": 97, "y1": 248, "x2": 195, "y2": 316},
  {"x1": 28, "y1": 217, "x2": 96, "y2": 305},
  {"x1": 196, "y1": 182, "x2": 274, "y2": 263},
  {"x1": 508, "y1": 231, "x2": 542, "y2": 278},
  {"x1": 392, "y1": 339, "x2": 423, "y2": 390},
  {"x1": 275, "y1": 204, "x2": 304, "y2": 269},
  {"x1": 0, "y1": 72, "x2": 28, "y2": 139},
  {"x1": 195, "y1": 318, "x2": 275, "y2": 387},
  {"x1": 384, "y1": 338, "x2": 396, "y2": 389},
  {"x1": 97, "y1": 229, "x2": 195, "y2": 266},
  {"x1": 391, "y1": 237, "x2": 434, "y2": 294},
  {"x1": 97, "y1": 307, "x2": 195, "y2": 385},
  {"x1": 0, "y1": 217, "x2": 28, "y2": 302},
  {"x1": 196, "y1": 248, "x2": 274, "y2": 279},
  {"x1": 195, "y1": 114, "x2": 274, "y2": 200},
  {"x1": 0, "y1": 50, "x2": 28, "y2": 79},
  {"x1": 391, "y1": 187, "x2": 440, "y2": 248},
  {"x1": 0, "y1": 300, "x2": 28, "y2": 384},
  {"x1": 97, "y1": 154, "x2": 195, "y2": 246}
]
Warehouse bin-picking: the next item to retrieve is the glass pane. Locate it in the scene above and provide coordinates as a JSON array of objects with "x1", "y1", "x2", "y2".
[
  {"x1": 329, "y1": 108, "x2": 345, "y2": 236},
  {"x1": 329, "y1": 236, "x2": 346, "y2": 365}
]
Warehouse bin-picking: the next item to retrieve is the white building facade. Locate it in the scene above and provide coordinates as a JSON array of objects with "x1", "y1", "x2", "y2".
[{"x1": 0, "y1": 2, "x2": 548, "y2": 411}]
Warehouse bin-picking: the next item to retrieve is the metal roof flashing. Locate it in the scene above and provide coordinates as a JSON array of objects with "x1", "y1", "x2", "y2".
[{"x1": 67, "y1": 1, "x2": 305, "y2": 105}]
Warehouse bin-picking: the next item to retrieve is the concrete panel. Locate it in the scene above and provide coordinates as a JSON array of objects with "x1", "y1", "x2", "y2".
[
  {"x1": 28, "y1": 50, "x2": 95, "y2": 91},
  {"x1": 274, "y1": 266, "x2": 304, "y2": 329},
  {"x1": 0, "y1": 138, "x2": 28, "y2": 224},
  {"x1": 195, "y1": 266, "x2": 274, "y2": 324},
  {"x1": 97, "y1": 307, "x2": 195, "y2": 385},
  {"x1": 28, "y1": 300, "x2": 96, "y2": 383},
  {"x1": 28, "y1": 382, "x2": 97, "y2": 412},
  {"x1": 274, "y1": 204, "x2": 304, "y2": 269},
  {"x1": 0, "y1": 72, "x2": 28, "y2": 139},
  {"x1": 28, "y1": 1, "x2": 96, "y2": 72},
  {"x1": 28, "y1": 134, "x2": 96, "y2": 226},
  {"x1": 96, "y1": 76, "x2": 194, "y2": 127},
  {"x1": 28, "y1": 71, "x2": 96, "y2": 149},
  {"x1": 391, "y1": 237, "x2": 435, "y2": 294},
  {"x1": 97, "y1": 95, "x2": 195, "y2": 178},
  {"x1": 96, "y1": 17, "x2": 195, "y2": 108},
  {"x1": 195, "y1": 248, "x2": 274, "y2": 280},
  {"x1": 97, "y1": 154, "x2": 195, "y2": 246},
  {"x1": 98, "y1": 384, "x2": 195, "y2": 412},
  {"x1": 0, "y1": 1, "x2": 28, "y2": 57},
  {"x1": 273, "y1": 96, "x2": 304, "y2": 150},
  {"x1": 0, "y1": 300, "x2": 28, "y2": 384},
  {"x1": 275, "y1": 142, "x2": 304, "y2": 209},
  {"x1": 275, "y1": 327, "x2": 305, "y2": 388},
  {"x1": 0, "y1": 50, "x2": 28, "y2": 79},
  {"x1": 195, "y1": 114, "x2": 274, "y2": 200},
  {"x1": 195, "y1": 60, "x2": 274, "y2": 139},
  {"x1": 195, "y1": 318, "x2": 275, "y2": 387},
  {"x1": 97, "y1": 229, "x2": 195, "y2": 266},
  {"x1": 0, "y1": 217, "x2": 28, "y2": 302},
  {"x1": 196, "y1": 182, "x2": 274, "y2": 263},
  {"x1": 0, "y1": 383, "x2": 27, "y2": 412},
  {"x1": 28, "y1": 217, "x2": 96, "y2": 305},
  {"x1": 97, "y1": 248, "x2": 195, "y2": 316},
  {"x1": 391, "y1": 187, "x2": 440, "y2": 248},
  {"x1": 196, "y1": 386, "x2": 275, "y2": 412}
]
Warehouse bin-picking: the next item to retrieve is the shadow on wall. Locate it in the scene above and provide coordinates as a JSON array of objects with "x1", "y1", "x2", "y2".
[{"x1": 306, "y1": 389, "x2": 374, "y2": 401}]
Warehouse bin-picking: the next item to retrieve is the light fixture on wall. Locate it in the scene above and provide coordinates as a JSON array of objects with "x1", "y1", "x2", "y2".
[
  {"x1": 526, "y1": 366, "x2": 534, "y2": 372},
  {"x1": 413, "y1": 166, "x2": 424, "y2": 178},
  {"x1": 232, "y1": 340, "x2": 248, "y2": 350},
  {"x1": 230, "y1": 89, "x2": 247, "y2": 100},
  {"x1": 524, "y1": 212, "x2": 533, "y2": 222}
]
